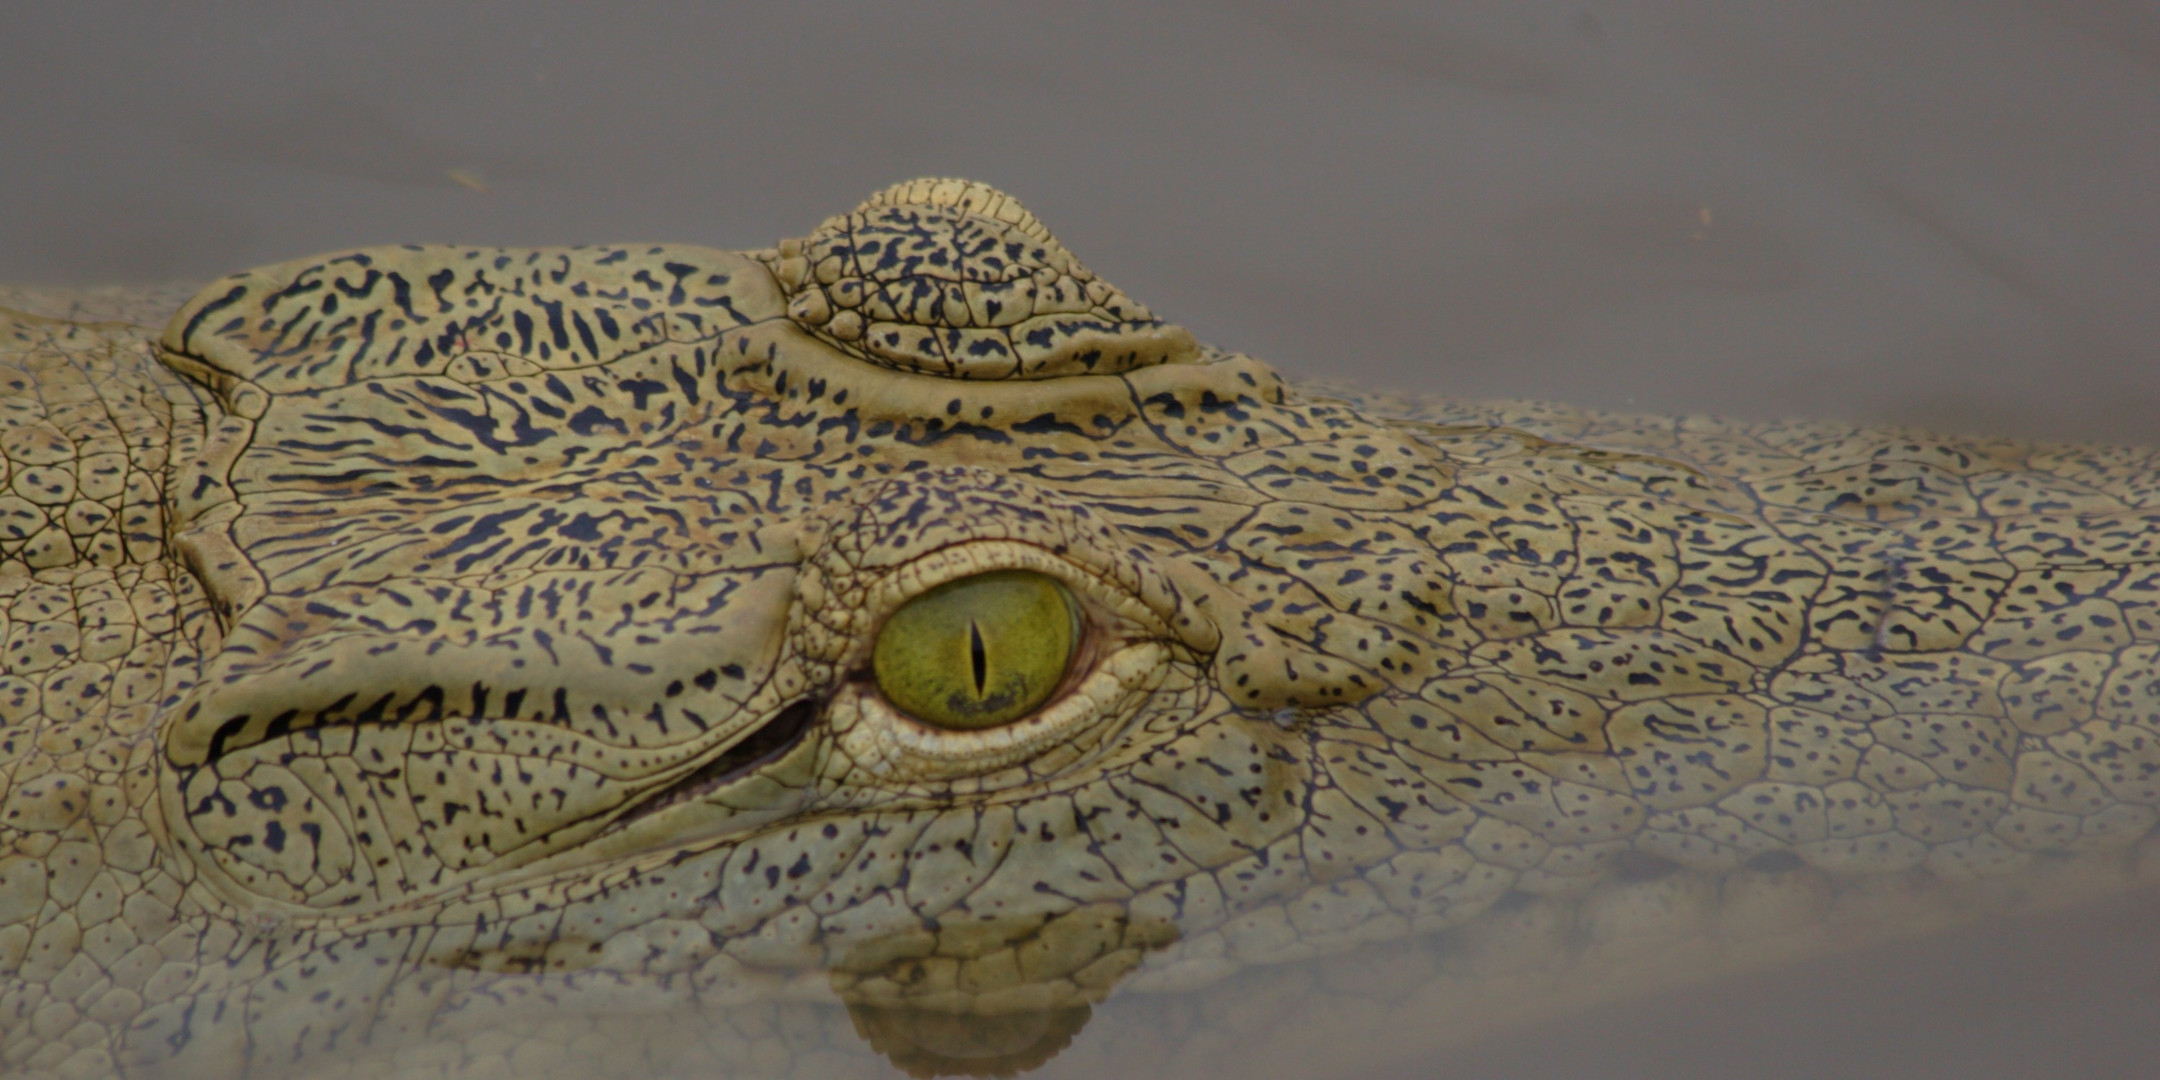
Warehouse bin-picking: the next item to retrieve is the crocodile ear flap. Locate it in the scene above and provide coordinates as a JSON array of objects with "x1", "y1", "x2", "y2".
[
  {"x1": 158, "y1": 567, "x2": 799, "y2": 914},
  {"x1": 158, "y1": 243, "x2": 784, "y2": 403},
  {"x1": 760, "y1": 177, "x2": 1200, "y2": 381}
]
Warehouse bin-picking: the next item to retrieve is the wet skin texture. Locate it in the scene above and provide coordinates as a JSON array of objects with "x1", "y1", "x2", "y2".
[{"x1": 5, "y1": 179, "x2": 2160, "y2": 1078}]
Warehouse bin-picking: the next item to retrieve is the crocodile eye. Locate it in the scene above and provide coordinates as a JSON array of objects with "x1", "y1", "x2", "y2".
[{"x1": 871, "y1": 570, "x2": 1080, "y2": 729}]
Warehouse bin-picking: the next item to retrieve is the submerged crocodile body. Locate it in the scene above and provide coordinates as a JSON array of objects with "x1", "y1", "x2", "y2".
[{"x1": 4, "y1": 179, "x2": 2160, "y2": 1078}]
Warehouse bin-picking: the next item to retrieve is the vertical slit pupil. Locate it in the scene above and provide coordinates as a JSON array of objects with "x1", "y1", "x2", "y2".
[{"x1": 969, "y1": 620, "x2": 987, "y2": 695}]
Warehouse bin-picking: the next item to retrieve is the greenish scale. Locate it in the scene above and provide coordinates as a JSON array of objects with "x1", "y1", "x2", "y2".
[{"x1": 872, "y1": 570, "x2": 1081, "y2": 729}]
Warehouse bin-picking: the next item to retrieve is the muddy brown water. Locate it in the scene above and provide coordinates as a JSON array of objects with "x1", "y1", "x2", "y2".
[{"x1": 6, "y1": 3, "x2": 2160, "y2": 1077}]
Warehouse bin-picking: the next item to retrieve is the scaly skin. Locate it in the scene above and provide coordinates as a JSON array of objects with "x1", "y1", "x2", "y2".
[{"x1": 5, "y1": 179, "x2": 2160, "y2": 1079}]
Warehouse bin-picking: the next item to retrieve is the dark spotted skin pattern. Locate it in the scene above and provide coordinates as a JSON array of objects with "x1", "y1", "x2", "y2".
[{"x1": 4, "y1": 179, "x2": 2160, "y2": 1079}]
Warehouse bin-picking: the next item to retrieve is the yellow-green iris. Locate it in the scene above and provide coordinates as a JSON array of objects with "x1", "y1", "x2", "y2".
[{"x1": 871, "y1": 570, "x2": 1080, "y2": 730}]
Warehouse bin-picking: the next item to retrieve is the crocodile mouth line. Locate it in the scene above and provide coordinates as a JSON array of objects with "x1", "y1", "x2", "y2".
[{"x1": 615, "y1": 698, "x2": 819, "y2": 826}]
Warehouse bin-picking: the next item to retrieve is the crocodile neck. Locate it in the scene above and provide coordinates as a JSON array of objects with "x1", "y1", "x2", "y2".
[{"x1": 0, "y1": 297, "x2": 227, "y2": 1079}]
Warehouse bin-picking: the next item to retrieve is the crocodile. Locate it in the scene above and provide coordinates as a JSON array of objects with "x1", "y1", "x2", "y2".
[{"x1": 3, "y1": 177, "x2": 2160, "y2": 1079}]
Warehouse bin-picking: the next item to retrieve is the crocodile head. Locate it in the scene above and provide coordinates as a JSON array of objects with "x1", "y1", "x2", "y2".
[
  {"x1": 146, "y1": 179, "x2": 1492, "y2": 1074},
  {"x1": 103, "y1": 178, "x2": 2160, "y2": 1076}
]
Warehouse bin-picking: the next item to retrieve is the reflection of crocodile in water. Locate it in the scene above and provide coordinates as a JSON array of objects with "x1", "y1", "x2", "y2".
[{"x1": 4, "y1": 178, "x2": 2160, "y2": 1078}]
